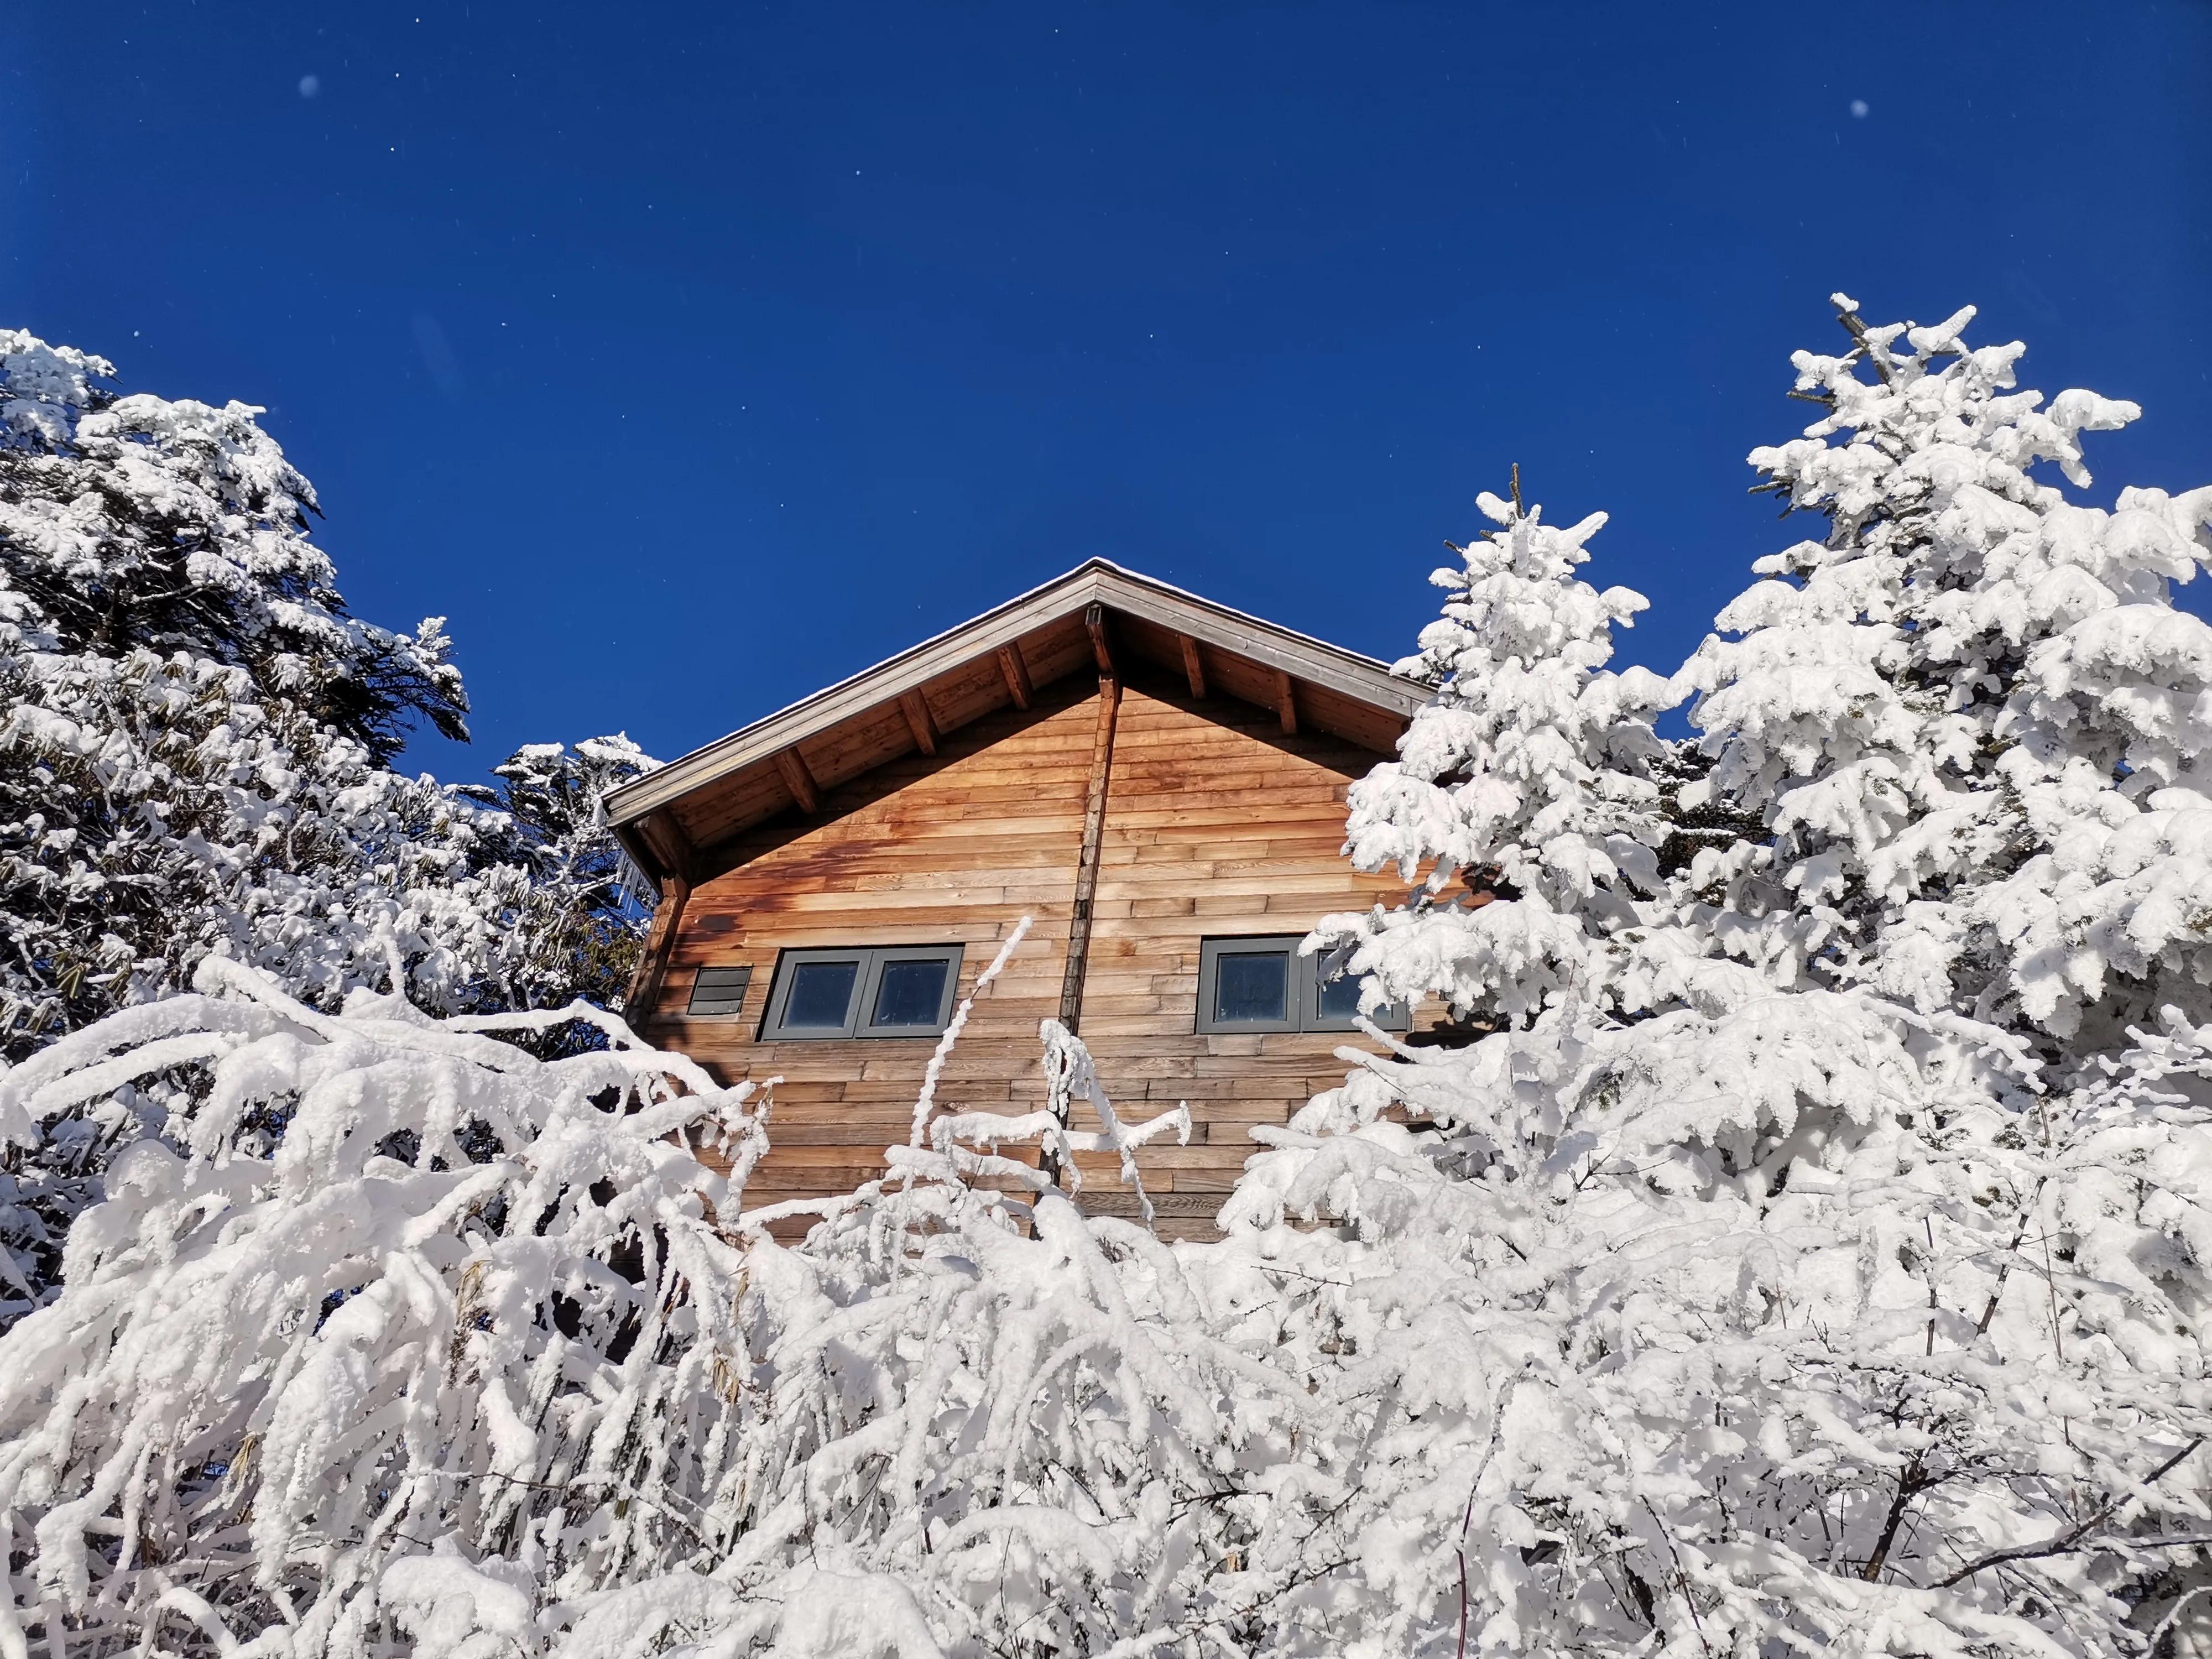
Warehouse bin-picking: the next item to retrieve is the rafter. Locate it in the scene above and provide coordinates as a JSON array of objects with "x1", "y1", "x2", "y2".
[
  {"x1": 899, "y1": 690, "x2": 938, "y2": 756},
  {"x1": 775, "y1": 748, "x2": 818, "y2": 814},
  {"x1": 1086, "y1": 602, "x2": 1115, "y2": 674},
  {"x1": 997, "y1": 644, "x2": 1034, "y2": 710},
  {"x1": 1180, "y1": 635, "x2": 1208, "y2": 699}
]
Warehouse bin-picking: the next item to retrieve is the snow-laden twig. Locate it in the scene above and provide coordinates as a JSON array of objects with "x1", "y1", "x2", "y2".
[{"x1": 909, "y1": 914, "x2": 1033, "y2": 1147}]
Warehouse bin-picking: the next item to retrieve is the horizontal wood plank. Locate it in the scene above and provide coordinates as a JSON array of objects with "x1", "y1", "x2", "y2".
[{"x1": 645, "y1": 677, "x2": 1422, "y2": 1236}]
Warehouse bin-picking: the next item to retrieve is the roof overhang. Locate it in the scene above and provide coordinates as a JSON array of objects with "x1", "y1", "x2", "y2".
[{"x1": 604, "y1": 559, "x2": 1422, "y2": 893}]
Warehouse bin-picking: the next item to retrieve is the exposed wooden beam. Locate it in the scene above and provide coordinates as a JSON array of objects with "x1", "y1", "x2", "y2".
[
  {"x1": 605, "y1": 563, "x2": 1425, "y2": 828},
  {"x1": 1057, "y1": 675, "x2": 1123, "y2": 1040},
  {"x1": 1085, "y1": 602, "x2": 1115, "y2": 674},
  {"x1": 1179, "y1": 634, "x2": 1208, "y2": 700},
  {"x1": 623, "y1": 873, "x2": 690, "y2": 1022},
  {"x1": 899, "y1": 689, "x2": 938, "y2": 756},
  {"x1": 634, "y1": 809, "x2": 694, "y2": 884},
  {"x1": 774, "y1": 747, "x2": 818, "y2": 814},
  {"x1": 997, "y1": 644, "x2": 1034, "y2": 711},
  {"x1": 1273, "y1": 669, "x2": 1298, "y2": 735}
]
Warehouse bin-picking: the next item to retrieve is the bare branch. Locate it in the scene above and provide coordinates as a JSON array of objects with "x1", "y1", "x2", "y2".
[{"x1": 1937, "y1": 1438, "x2": 2206, "y2": 1588}]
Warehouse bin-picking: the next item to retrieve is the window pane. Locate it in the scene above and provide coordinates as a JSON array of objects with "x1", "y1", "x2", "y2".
[
  {"x1": 785, "y1": 959, "x2": 859, "y2": 1029},
  {"x1": 1316, "y1": 968, "x2": 1365, "y2": 1024},
  {"x1": 1214, "y1": 951, "x2": 1289, "y2": 1024},
  {"x1": 870, "y1": 957, "x2": 950, "y2": 1028}
]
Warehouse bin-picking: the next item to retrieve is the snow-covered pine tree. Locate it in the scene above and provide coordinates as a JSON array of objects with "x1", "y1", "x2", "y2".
[
  {"x1": 0, "y1": 329, "x2": 664, "y2": 1322},
  {"x1": 0, "y1": 330, "x2": 465, "y2": 765},
  {"x1": 1312, "y1": 477, "x2": 1676, "y2": 1028},
  {"x1": 1214, "y1": 374, "x2": 2212, "y2": 1656},
  {"x1": 480, "y1": 735, "x2": 661, "y2": 1031},
  {"x1": 1678, "y1": 297, "x2": 2212, "y2": 1052},
  {"x1": 0, "y1": 327, "x2": 519, "y2": 1051}
]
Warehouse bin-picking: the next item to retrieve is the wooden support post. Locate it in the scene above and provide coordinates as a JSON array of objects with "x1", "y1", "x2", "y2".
[
  {"x1": 1085, "y1": 602, "x2": 1115, "y2": 674},
  {"x1": 998, "y1": 644, "x2": 1034, "y2": 710},
  {"x1": 623, "y1": 873, "x2": 690, "y2": 1022},
  {"x1": 1179, "y1": 634, "x2": 1208, "y2": 700},
  {"x1": 1273, "y1": 669, "x2": 1298, "y2": 734},
  {"x1": 775, "y1": 747, "x2": 818, "y2": 814},
  {"x1": 1057, "y1": 674, "x2": 1122, "y2": 1035},
  {"x1": 899, "y1": 689, "x2": 938, "y2": 756}
]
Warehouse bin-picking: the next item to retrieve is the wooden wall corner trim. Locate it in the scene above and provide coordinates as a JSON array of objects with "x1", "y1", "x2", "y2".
[
  {"x1": 1056, "y1": 675, "x2": 1123, "y2": 1034},
  {"x1": 624, "y1": 873, "x2": 690, "y2": 1021}
]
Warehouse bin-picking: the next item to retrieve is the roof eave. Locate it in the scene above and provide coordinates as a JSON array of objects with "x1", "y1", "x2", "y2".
[{"x1": 603, "y1": 558, "x2": 1421, "y2": 837}]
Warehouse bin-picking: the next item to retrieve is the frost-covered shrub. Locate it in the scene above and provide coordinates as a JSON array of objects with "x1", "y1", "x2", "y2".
[
  {"x1": 0, "y1": 941, "x2": 1267, "y2": 1659},
  {"x1": 1214, "y1": 992, "x2": 2212, "y2": 1657},
  {"x1": 0, "y1": 957, "x2": 766, "y2": 1659}
]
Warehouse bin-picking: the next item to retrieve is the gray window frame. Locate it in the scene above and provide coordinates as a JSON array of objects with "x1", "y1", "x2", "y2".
[
  {"x1": 758, "y1": 945, "x2": 966, "y2": 1041},
  {"x1": 1195, "y1": 934, "x2": 1408, "y2": 1035},
  {"x1": 684, "y1": 964, "x2": 753, "y2": 1018}
]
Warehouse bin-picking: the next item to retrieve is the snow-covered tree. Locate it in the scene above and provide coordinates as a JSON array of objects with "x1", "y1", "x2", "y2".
[
  {"x1": 0, "y1": 328, "x2": 664, "y2": 1053},
  {"x1": 0, "y1": 957, "x2": 766, "y2": 1658},
  {"x1": 0, "y1": 329, "x2": 662, "y2": 1322},
  {"x1": 1312, "y1": 479, "x2": 1676, "y2": 1027},
  {"x1": 1209, "y1": 983, "x2": 2212, "y2": 1657},
  {"x1": 0, "y1": 937, "x2": 1251, "y2": 1659},
  {"x1": 0, "y1": 327, "x2": 515, "y2": 1052},
  {"x1": 1678, "y1": 297, "x2": 2212, "y2": 1052},
  {"x1": 477, "y1": 735, "x2": 661, "y2": 1031},
  {"x1": 1218, "y1": 306, "x2": 2212, "y2": 1657},
  {"x1": 0, "y1": 330, "x2": 466, "y2": 765}
]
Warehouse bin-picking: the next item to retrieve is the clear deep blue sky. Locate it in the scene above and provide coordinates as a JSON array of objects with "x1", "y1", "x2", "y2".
[{"x1": 7, "y1": 4, "x2": 2208, "y2": 777}]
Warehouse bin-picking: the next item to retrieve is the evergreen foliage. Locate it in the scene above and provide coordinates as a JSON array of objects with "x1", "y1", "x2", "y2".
[
  {"x1": 1313, "y1": 477, "x2": 1677, "y2": 1029},
  {"x1": 1678, "y1": 297, "x2": 2212, "y2": 1053}
]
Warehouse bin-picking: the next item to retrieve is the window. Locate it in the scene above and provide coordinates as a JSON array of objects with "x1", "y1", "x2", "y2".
[
  {"x1": 759, "y1": 945, "x2": 965, "y2": 1040},
  {"x1": 685, "y1": 965, "x2": 753, "y2": 1018},
  {"x1": 1195, "y1": 935, "x2": 1407, "y2": 1035}
]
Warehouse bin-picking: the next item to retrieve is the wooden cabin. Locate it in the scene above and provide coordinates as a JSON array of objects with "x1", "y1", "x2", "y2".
[{"x1": 605, "y1": 560, "x2": 1432, "y2": 1236}]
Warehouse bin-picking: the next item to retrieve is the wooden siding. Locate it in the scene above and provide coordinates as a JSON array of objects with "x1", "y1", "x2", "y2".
[
  {"x1": 640, "y1": 670, "x2": 1411, "y2": 1238},
  {"x1": 1067, "y1": 683, "x2": 1408, "y2": 1227}
]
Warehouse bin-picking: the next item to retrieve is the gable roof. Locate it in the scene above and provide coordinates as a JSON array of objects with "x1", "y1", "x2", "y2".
[{"x1": 604, "y1": 559, "x2": 1422, "y2": 891}]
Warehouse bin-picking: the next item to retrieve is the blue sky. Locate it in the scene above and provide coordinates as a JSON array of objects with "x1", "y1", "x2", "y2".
[{"x1": 7, "y1": 3, "x2": 2208, "y2": 777}]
